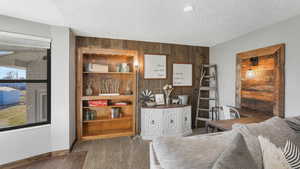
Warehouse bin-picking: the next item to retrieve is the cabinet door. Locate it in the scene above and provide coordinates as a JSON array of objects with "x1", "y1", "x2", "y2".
[
  {"x1": 163, "y1": 108, "x2": 180, "y2": 136},
  {"x1": 143, "y1": 109, "x2": 163, "y2": 137},
  {"x1": 182, "y1": 106, "x2": 192, "y2": 132}
]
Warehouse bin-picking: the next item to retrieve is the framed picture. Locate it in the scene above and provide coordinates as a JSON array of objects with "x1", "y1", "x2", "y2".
[
  {"x1": 155, "y1": 94, "x2": 165, "y2": 105},
  {"x1": 144, "y1": 54, "x2": 167, "y2": 79},
  {"x1": 173, "y1": 63, "x2": 193, "y2": 86}
]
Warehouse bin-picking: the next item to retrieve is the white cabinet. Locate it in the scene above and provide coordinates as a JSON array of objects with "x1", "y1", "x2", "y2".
[{"x1": 141, "y1": 105, "x2": 192, "y2": 140}]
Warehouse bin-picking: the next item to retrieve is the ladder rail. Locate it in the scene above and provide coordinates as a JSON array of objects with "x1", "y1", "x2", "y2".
[
  {"x1": 195, "y1": 64, "x2": 219, "y2": 129},
  {"x1": 195, "y1": 66, "x2": 205, "y2": 128}
]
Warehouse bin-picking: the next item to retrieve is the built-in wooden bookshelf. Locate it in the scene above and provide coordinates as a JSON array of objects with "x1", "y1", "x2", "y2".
[{"x1": 76, "y1": 48, "x2": 137, "y2": 141}]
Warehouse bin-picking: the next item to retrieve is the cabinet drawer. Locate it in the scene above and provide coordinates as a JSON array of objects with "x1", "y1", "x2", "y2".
[
  {"x1": 163, "y1": 108, "x2": 180, "y2": 135},
  {"x1": 143, "y1": 109, "x2": 163, "y2": 136}
]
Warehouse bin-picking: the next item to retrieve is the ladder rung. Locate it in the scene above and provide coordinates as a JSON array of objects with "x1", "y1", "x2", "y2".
[
  {"x1": 203, "y1": 64, "x2": 217, "y2": 68},
  {"x1": 199, "y1": 97, "x2": 216, "y2": 100},
  {"x1": 196, "y1": 117, "x2": 211, "y2": 121},
  {"x1": 200, "y1": 87, "x2": 216, "y2": 90},
  {"x1": 203, "y1": 75, "x2": 215, "y2": 78},
  {"x1": 198, "y1": 108, "x2": 209, "y2": 111}
]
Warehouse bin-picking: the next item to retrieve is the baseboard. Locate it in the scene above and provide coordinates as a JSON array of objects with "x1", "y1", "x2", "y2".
[{"x1": 0, "y1": 149, "x2": 70, "y2": 169}]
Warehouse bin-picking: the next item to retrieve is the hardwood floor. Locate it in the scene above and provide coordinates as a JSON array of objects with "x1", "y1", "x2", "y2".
[
  {"x1": 9, "y1": 129, "x2": 206, "y2": 169},
  {"x1": 73, "y1": 136, "x2": 150, "y2": 169}
]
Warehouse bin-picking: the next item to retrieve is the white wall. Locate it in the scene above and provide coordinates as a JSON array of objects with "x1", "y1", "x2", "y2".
[
  {"x1": 50, "y1": 26, "x2": 71, "y2": 151},
  {"x1": 210, "y1": 14, "x2": 300, "y2": 117},
  {"x1": 0, "y1": 15, "x2": 75, "y2": 165}
]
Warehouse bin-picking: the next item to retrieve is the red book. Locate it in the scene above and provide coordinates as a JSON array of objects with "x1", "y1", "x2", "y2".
[{"x1": 88, "y1": 100, "x2": 108, "y2": 106}]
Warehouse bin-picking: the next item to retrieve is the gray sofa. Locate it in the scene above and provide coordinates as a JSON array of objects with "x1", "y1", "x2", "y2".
[{"x1": 150, "y1": 116, "x2": 300, "y2": 169}]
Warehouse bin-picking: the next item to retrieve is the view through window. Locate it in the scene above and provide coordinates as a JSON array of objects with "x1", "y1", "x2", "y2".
[{"x1": 0, "y1": 46, "x2": 50, "y2": 131}]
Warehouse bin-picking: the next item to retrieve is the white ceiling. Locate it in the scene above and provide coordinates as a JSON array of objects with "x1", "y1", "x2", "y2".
[{"x1": 1, "y1": 0, "x2": 300, "y2": 46}]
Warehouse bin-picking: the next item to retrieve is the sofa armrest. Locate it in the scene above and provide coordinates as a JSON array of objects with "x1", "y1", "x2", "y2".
[{"x1": 150, "y1": 143, "x2": 163, "y2": 169}]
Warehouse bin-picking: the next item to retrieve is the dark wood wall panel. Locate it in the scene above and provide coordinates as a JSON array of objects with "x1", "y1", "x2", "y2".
[{"x1": 76, "y1": 37, "x2": 209, "y2": 129}]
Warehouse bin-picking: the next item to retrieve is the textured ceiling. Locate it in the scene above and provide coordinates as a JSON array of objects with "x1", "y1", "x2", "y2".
[{"x1": 1, "y1": 0, "x2": 300, "y2": 46}]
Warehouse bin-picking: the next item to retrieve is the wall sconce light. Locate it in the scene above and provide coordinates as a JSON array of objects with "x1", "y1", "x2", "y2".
[
  {"x1": 246, "y1": 69, "x2": 255, "y2": 79},
  {"x1": 134, "y1": 60, "x2": 139, "y2": 68},
  {"x1": 246, "y1": 57, "x2": 259, "y2": 79}
]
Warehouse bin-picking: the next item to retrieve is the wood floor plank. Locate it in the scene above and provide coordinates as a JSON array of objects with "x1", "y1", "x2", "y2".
[{"x1": 74, "y1": 136, "x2": 150, "y2": 169}]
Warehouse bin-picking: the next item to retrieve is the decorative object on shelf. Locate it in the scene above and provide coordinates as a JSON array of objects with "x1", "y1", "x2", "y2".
[
  {"x1": 116, "y1": 63, "x2": 130, "y2": 72},
  {"x1": 173, "y1": 63, "x2": 193, "y2": 86},
  {"x1": 172, "y1": 98, "x2": 180, "y2": 104},
  {"x1": 116, "y1": 64, "x2": 121, "y2": 72},
  {"x1": 111, "y1": 107, "x2": 122, "y2": 118},
  {"x1": 145, "y1": 101, "x2": 156, "y2": 107},
  {"x1": 140, "y1": 89, "x2": 155, "y2": 105},
  {"x1": 85, "y1": 80, "x2": 93, "y2": 96},
  {"x1": 155, "y1": 94, "x2": 165, "y2": 105},
  {"x1": 85, "y1": 62, "x2": 109, "y2": 72},
  {"x1": 144, "y1": 54, "x2": 167, "y2": 79},
  {"x1": 178, "y1": 95, "x2": 189, "y2": 105},
  {"x1": 99, "y1": 79, "x2": 120, "y2": 96},
  {"x1": 121, "y1": 63, "x2": 130, "y2": 72},
  {"x1": 88, "y1": 100, "x2": 108, "y2": 106},
  {"x1": 163, "y1": 84, "x2": 174, "y2": 105},
  {"x1": 124, "y1": 80, "x2": 133, "y2": 95}
]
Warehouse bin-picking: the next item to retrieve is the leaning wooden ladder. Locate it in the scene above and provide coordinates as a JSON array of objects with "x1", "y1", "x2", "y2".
[{"x1": 195, "y1": 64, "x2": 219, "y2": 128}]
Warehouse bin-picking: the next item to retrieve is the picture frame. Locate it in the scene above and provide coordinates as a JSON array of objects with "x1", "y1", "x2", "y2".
[
  {"x1": 155, "y1": 94, "x2": 165, "y2": 105},
  {"x1": 173, "y1": 63, "x2": 193, "y2": 86},
  {"x1": 144, "y1": 54, "x2": 167, "y2": 79}
]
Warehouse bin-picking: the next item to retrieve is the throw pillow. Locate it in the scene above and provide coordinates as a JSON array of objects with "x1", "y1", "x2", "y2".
[
  {"x1": 233, "y1": 125, "x2": 263, "y2": 169},
  {"x1": 285, "y1": 117, "x2": 300, "y2": 134},
  {"x1": 258, "y1": 136, "x2": 291, "y2": 169},
  {"x1": 212, "y1": 133, "x2": 258, "y2": 169},
  {"x1": 283, "y1": 140, "x2": 300, "y2": 169}
]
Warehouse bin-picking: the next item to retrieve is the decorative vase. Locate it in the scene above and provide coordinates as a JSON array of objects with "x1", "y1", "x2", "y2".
[
  {"x1": 86, "y1": 84, "x2": 93, "y2": 96},
  {"x1": 166, "y1": 96, "x2": 170, "y2": 105}
]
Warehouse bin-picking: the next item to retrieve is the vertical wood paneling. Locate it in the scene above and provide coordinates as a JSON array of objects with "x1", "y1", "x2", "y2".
[{"x1": 76, "y1": 37, "x2": 209, "y2": 128}]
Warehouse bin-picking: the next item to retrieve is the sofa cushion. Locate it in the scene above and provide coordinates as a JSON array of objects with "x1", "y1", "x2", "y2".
[
  {"x1": 212, "y1": 133, "x2": 258, "y2": 169},
  {"x1": 152, "y1": 131, "x2": 237, "y2": 169}
]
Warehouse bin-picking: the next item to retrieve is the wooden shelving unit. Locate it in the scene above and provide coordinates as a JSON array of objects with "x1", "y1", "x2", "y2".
[{"x1": 77, "y1": 48, "x2": 138, "y2": 141}]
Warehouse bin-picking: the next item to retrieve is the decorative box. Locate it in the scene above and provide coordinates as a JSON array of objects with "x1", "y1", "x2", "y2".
[{"x1": 86, "y1": 63, "x2": 108, "y2": 72}]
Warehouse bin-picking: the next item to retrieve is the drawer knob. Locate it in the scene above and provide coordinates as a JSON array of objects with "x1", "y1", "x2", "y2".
[
  {"x1": 151, "y1": 120, "x2": 155, "y2": 125},
  {"x1": 170, "y1": 119, "x2": 174, "y2": 123},
  {"x1": 185, "y1": 117, "x2": 188, "y2": 121}
]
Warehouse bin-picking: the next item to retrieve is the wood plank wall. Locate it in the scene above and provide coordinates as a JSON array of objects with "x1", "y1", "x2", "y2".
[
  {"x1": 236, "y1": 44, "x2": 285, "y2": 117},
  {"x1": 76, "y1": 37, "x2": 209, "y2": 129},
  {"x1": 240, "y1": 54, "x2": 275, "y2": 115}
]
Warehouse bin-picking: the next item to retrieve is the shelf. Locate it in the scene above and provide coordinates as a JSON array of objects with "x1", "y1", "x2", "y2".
[
  {"x1": 82, "y1": 128, "x2": 134, "y2": 141},
  {"x1": 83, "y1": 116, "x2": 132, "y2": 123},
  {"x1": 81, "y1": 95, "x2": 134, "y2": 100},
  {"x1": 83, "y1": 105, "x2": 131, "y2": 109},
  {"x1": 83, "y1": 72, "x2": 134, "y2": 75}
]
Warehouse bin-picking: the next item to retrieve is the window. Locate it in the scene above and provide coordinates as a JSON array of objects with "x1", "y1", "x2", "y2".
[{"x1": 0, "y1": 33, "x2": 51, "y2": 131}]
